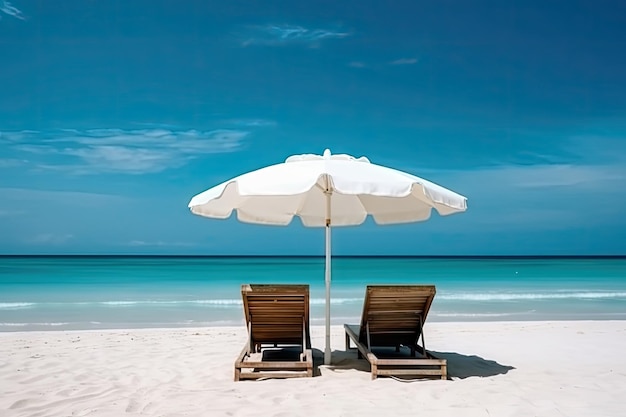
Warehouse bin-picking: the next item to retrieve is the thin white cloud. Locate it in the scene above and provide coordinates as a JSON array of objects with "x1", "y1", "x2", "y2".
[
  {"x1": 470, "y1": 207, "x2": 581, "y2": 231},
  {"x1": 397, "y1": 131, "x2": 626, "y2": 193},
  {"x1": 348, "y1": 58, "x2": 418, "y2": 69},
  {"x1": 565, "y1": 134, "x2": 626, "y2": 165},
  {"x1": 390, "y1": 58, "x2": 418, "y2": 65},
  {"x1": 0, "y1": 158, "x2": 26, "y2": 168},
  {"x1": 225, "y1": 119, "x2": 277, "y2": 127},
  {"x1": 393, "y1": 128, "x2": 626, "y2": 232},
  {"x1": 0, "y1": 209, "x2": 24, "y2": 217},
  {"x1": 27, "y1": 234, "x2": 74, "y2": 245},
  {"x1": 424, "y1": 161, "x2": 626, "y2": 232},
  {"x1": 0, "y1": 1, "x2": 25, "y2": 20},
  {"x1": 479, "y1": 133, "x2": 626, "y2": 190},
  {"x1": 0, "y1": 130, "x2": 38, "y2": 141},
  {"x1": 242, "y1": 24, "x2": 350, "y2": 46},
  {"x1": 349, "y1": 62, "x2": 366, "y2": 68},
  {"x1": 445, "y1": 162, "x2": 626, "y2": 194},
  {"x1": 515, "y1": 165, "x2": 623, "y2": 188},
  {"x1": 3, "y1": 128, "x2": 249, "y2": 175},
  {"x1": 127, "y1": 240, "x2": 195, "y2": 247},
  {"x1": 63, "y1": 146, "x2": 178, "y2": 174},
  {"x1": 0, "y1": 187, "x2": 130, "y2": 205},
  {"x1": 461, "y1": 163, "x2": 624, "y2": 190}
]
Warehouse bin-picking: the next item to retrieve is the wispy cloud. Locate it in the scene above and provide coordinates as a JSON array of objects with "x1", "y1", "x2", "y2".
[
  {"x1": 348, "y1": 58, "x2": 418, "y2": 69},
  {"x1": 27, "y1": 233, "x2": 74, "y2": 245},
  {"x1": 389, "y1": 58, "x2": 418, "y2": 65},
  {"x1": 0, "y1": 209, "x2": 24, "y2": 217},
  {"x1": 430, "y1": 161, "x2": 626, "y2": 230},
  {"x1": 0, "y1": 187, "x2": 130, "y2": 206},
  {"x1": 471, "y1": 207, "x2": 581, "y2": 231},
  {"x1": 127, "y1": 240, "x2": 195, "y2": 247},
  {"x1": 505, "y1": 164, "x2": 624, "y2": 188},
  {"x1": 0, "y1": 158, "x2": 26, "y2": 168},
  {"x1": 224, "y1": 118, "x2": 277, "y2": 127},
  {"x1": 0, "y1": 1, "x2": 25, "y2": 20},
  {"x1": 442, "y1": 163, "x2": 624, "y2": 191},
  {"x1": 2, "y1": 128, "x2": 248, "y2": 175},
  {"x1": 394, "y1": 128, "x2": 626, "y2": 233},
  {"x1": 398, "y1": 131, "x2": 626, "y2": 190},
  {"x1": 565, "y1": 134, "x2": 626, "y2": 165},
  {"x1": 241, "y1": 24, "x2": 350, "y2": 47},
  {"x1": 349, "y1": 61, "x2": 367, "y2": 68},
  {"x1": 496, "y1": 134, "x2": 626, "y2": 189}
]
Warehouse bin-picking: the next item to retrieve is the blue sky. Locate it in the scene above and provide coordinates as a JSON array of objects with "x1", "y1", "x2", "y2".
[{"x1": 1, "y1": 0, "x2": 625, "y2": 255}]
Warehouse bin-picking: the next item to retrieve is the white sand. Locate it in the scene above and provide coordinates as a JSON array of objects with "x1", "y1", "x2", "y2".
[{"x1": 1, "y1": 321, "x2": 625, "y2": 417}]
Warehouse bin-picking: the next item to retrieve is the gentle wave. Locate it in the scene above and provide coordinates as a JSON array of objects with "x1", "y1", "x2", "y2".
[
  {"x1": 312, "y1": 298, "x2": 360, "y2": 305},
  {"x1": 0, "y1": 322, "x2": 69, "y2": 327},
  {"x1": 438, "y1": 291, "x2": 626, "y2": 301},
  {"x1": 434, "y1": 312, "x2": 523, "y2": 318},
  {"x1": 3, "y1": 292, "x2": 625, "y2": 309},
  {"x1": 0, "y1": 302, "x2": 36, "y2": 309},
  {"x1": 189, "y1": 299, "x2": 242, "y2": 305},
  {"x1": 99, "y1": 300, "x2": 243, "y2": 307},
  {"x1": 0, "y1": 298, "x2": 364, "y2": 308},
  {"x1": 98, "y1": 300, "x2": 239, "y2": 306}
]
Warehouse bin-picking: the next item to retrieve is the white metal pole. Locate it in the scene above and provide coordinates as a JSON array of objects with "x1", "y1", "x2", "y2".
[{"x1": 324, "y1": 191, "x2": 332, "y2": 365}]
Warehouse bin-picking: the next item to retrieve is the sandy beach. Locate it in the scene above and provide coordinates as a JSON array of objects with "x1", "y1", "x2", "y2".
[{"x1": 1, "y1": 321, "x2": 625, "y2": 416}]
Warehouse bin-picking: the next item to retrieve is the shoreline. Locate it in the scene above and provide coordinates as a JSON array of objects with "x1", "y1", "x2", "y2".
[
  {"x1": 4, "y1": 315, "x2": 626, "y2": 333},
  {"x1": 1, "y1": 318, "x2": 626, "y2": 335},
  {"x1": 1, "y1": 321, "x2": 625, "y2": 416},
  {"x1": 0, "y1": 312, "x2": 626, "y2": 335}
]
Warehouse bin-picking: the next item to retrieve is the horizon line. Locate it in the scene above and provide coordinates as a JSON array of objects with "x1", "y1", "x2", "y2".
[{"x1": 1, "y1": 254, "x2": 625, "y2": 259}]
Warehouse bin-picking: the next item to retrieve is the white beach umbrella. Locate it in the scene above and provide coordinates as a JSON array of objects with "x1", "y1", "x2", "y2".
[{"x1": 188, "y1": 149, "x2": 467, "y2": 365}]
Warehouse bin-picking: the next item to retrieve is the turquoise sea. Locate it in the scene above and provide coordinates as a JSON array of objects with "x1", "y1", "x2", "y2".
[{"x1": 1, "y1": 256, "x2": 625, "y2": 332}]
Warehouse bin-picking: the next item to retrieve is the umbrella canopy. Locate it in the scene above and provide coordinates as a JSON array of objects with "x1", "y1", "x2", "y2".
[{"x1": 188, "y1": 149, "x2": 467, "y2": 364}]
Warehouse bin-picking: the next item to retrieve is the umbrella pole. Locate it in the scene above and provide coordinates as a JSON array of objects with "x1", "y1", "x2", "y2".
[{"x1": 324, "y1": 192, "x2": 332, "y2": 365}]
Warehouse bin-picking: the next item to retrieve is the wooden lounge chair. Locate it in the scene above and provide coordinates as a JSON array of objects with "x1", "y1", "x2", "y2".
[
  {"x1": 344, "y1": 285, "x2": 447, "y2": 380},
  {"x1": 234, "y1": 284, "x2": 313, "y2": 381}
]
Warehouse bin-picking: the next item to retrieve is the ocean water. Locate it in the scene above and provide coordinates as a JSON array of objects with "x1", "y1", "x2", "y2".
[{"x1": 1, "y1": 256, "x2": 625, "y2": 332}]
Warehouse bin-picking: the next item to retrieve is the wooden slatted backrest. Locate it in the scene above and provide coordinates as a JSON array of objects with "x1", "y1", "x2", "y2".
[
  {"x1": 242, "y1": 284, "x2": 310, "y2": 347},
  {"x1": 358, "y1": 285, "x2": 436, "y2": 347}
]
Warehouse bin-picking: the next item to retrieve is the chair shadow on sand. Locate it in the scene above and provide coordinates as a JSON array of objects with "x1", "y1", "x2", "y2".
[
  {"x1": 429, "y1": 350, "x2": 515, "y2": 379},
  {"x1": 314, "y1": 348, "x2": 515, "y2": 379}
]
